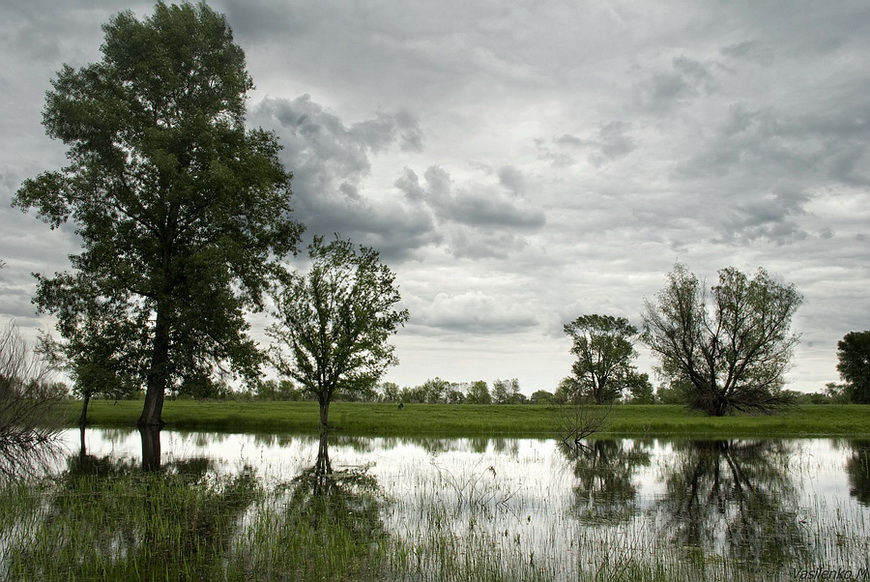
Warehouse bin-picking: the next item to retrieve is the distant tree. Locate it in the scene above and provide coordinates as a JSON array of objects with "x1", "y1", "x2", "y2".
[
  {"x1": 554, "y1": 376, "x2": 582, "y2": 405},
  {"x1": 530, "y1": 390, "x2": 555, "y2": 405},
  {"x1": 642, "y1": 264, "x2": 802, "y2": 416},
  {"x1": 268, "y1": 236, "x2": 409, "y2": 430},
  {"x1": 563, "y1": 314, "x2": 640, "y2": 405},
  {"x1": 445, "y1": 387, "x2": 466, "y2": 404},
  {"x1": 655, "y1": 381, "x2": 692, "y2": 405},
  {"x1": 379, "y1": 381, "x2": 401, "y2": 403},
  {"x1": 419, "y1": 377, "x2": 451, "y2": 404},
  {"x1": 465, "y1": 380, "x2": 492, "y2": 404},
  {"x1": 492, "y1": 378, "x2": 522, "y2": 404},
  {"x1": 837, "y1": 331, "x2": 870, "y2": 404},
  {"x1": 13, "y1": 4, "x2": 303, "y2": 427},
  {"x1": 824, "y1": 382, "x2": 850, "y2": 404},
  {"x1": 400, "y1": 385, "x2": 427, "y2": 404},
  {"x1": 624, "y1": 373, "x2": 656, "y2": 404}
]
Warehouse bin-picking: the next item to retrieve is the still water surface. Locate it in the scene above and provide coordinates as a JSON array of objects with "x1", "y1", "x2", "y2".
[{"x1": 5, "y1": 429, "x2": 870, "y2": 580}]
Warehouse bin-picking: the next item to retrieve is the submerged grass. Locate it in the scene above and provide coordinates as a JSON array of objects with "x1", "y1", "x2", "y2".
[
  {"x1": 2, "y1": 437, "x2": 869, "y2": 581},
  {"x1": 71, "y1": 400, "x2": 870, "y2": 437}
]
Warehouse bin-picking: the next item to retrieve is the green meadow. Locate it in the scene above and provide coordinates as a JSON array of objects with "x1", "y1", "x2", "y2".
[{"x1": 70, "y1": 400, "x2": 870, "y2": 437}]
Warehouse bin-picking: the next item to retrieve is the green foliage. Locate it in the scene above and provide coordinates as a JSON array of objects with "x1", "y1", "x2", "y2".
[
  {"x1": 837, "y1": 331, "x2": 870, "y2": 404},
  {"x1": 492, "y1": 378, "x2": 525, "y2": 404},
  {"x1": 13, "y1": 3, "x2": 303, "y2": 427},
  {"x1": 268, "y1": 236, "x2": 409, "y2": 429},
  {"x1": 656, "y1": 381, "x2": 692, "y2": 405},
  {"x1": 379, "y1": 381, "x2": 402, "y2": 403},
  {"x1": 642, "y1": 264, "x2": 802, "y2": 416},
  {"x1": 625, "y1": 372, "x2": 656, "y2": 404},
  {"x1": 465, "y1": 380, "x2": 492, "y2": 404},
  {"x1": 529, "y1": 389, "x2": 555, "y2": 404},
  {"x1": 563, "y1": 314, "x2": 640, "y2": 404}
]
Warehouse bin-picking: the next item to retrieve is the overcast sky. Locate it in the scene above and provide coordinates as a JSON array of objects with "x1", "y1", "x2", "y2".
[{"x1": 2, "y1": 0, "x2": 869, "y2": 395}]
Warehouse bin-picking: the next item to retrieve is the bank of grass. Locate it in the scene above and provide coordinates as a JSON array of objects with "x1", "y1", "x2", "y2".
[{"x1": 70, "y1": 400, "x2": 870, "y2": 437}]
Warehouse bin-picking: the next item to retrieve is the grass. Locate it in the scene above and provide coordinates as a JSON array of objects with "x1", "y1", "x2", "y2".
[{"x1": 67, "y1": 400, "x2": 870, "y2": 437}]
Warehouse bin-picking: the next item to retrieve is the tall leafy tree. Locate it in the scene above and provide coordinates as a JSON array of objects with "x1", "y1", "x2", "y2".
[
  {"x1": 13, "y1": 3, "x2": 302, "y2": 426},
  {"x1": 836, "y1": 331, "x2": 870, "y2": 404},
  {"x1": 268, "y1": 236, "x2": 409, "y2": 431},
  {"x1": 642, "y1": 264, "x2": 801, "y2": 416},
  {"x1": 563, "y1": 314, "x2": 639, "y2": 404}
]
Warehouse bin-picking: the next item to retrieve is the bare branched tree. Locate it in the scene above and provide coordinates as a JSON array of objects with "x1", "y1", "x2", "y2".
[
  {"x1": 556, "y1": 399, "x2": 612, "y2": 451},
  {"x1": 0, "y1": 321, "x2": 67, "y2": 447}
]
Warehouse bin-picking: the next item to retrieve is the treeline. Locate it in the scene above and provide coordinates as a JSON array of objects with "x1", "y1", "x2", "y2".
[{"x1": 140, "y1": 376, "x2": 847, "y2": 405}]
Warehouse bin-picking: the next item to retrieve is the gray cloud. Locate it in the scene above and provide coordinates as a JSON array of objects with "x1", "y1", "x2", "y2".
[
  {"x1": 408, "y1": 290, "x2": 539, "y2": 335},
  {"x1": 637, "y1": 55, "x2": 719, "y2": 112},
  {"x1": 394, "y1": 166, "x2": 546, "y2": 258},
  {"x1": 4, "y1": 0, "x2": 870, "y2": 393},
  {"x1": 249, "y1": 95, "x2": 434, "y2": 260}
]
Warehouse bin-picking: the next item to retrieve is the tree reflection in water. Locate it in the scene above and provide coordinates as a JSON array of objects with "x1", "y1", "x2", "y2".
[
  {"x1": 561, "y1": 438, "x2": 651, "y2": 524},
  {"x1": 846, "y1": 440, "x2": 870, "y2": 506},
  {"x1": 3, "y1": 428, "x2": 260, "y2": 581},
  {"x1": 235, "y1": 430, "x2": 389, "y2": 580},
  {"x1": 658, "y1": 439, "x2": 807, "y2": 566}
]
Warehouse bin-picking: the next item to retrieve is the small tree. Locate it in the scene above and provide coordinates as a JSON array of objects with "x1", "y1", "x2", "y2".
[
  {"x1": 492, "y1": 378, "x2": 523, "y2": 404},
  {"x1": 0, "y1": 321, "x2": 65, "y2": 446},
  {"x1": 268, "y1": 236, "x2": 409, "y2": 430},
  {"x1": 563, "y1": 314, "x2": 640, "y2": 404},
  {"x1": 465, "y1": 380, "x2": 492, "y2": 404},
  {"x1": 642, "y1": 264, "x2": 802, "y2": 416},
  {"x1": 837, "y1": 331, "x2": 870, "y2": 404},
  {"x1": 530, "y1": 390, "x2": 555, "y2": 405}
]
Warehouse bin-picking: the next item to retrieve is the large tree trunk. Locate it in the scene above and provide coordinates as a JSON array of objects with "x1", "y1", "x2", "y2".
[{"x1": 138, "y1": 308, "x2": 170, "y2": 427}]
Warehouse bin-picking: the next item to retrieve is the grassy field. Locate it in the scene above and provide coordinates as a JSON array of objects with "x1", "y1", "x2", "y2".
[{"x1": 68, "y1": 400, "x2": 870, "y2": 437}]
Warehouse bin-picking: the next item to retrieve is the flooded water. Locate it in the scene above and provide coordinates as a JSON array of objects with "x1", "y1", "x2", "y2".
[{"x1": 2, "y1": 428, "x2": 869, "y2": 581}]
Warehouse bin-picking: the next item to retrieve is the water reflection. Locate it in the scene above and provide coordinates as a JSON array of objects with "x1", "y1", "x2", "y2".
[
  {"x1": 242, "y1": 431, "x2": 388, "y2": 580},
  {"x1": 4, "y1": 441, "x2": 260, "y2": 580},
  {"x1": 846, "y1": 440, "x2": 870, "y2": 506},
  {"x1": 657, "y1": 439, "x2": 807, "y2": 566},
  {"x1": 561, "y1": 438, "x2": 652, "y2": 524},
  {"x1": 2, "y1": 430, "x2": 867, "y2": 581},
  {"x1": 0, "y1": 440, "x2": 62, "y2": 483}
]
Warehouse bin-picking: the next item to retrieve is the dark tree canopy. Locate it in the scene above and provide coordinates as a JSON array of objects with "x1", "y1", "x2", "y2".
[
  {"x1": 268, "y1": 237, "x2": 408, "y2": 431},
  {"x1": 14, "y1": 3, "x2": 303, "y2": 426},
  {"x1": 837, "y1": 331, "x2": 870, "y2": 404},
  {"x1": 642, "y1": 264, "x2": 802, "y2": 416},
  {"x1": 563, "y1": 314, "x2": 639, "y2": 405}
]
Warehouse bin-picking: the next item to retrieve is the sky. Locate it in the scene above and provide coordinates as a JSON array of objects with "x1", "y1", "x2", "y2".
[{"x1": 1, "y1": 0, "x2": 869, "y2": 395}]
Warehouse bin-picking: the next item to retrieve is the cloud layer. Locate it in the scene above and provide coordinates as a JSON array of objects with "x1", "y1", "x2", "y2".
[{"x1": 2, "y1": 0, "x2": 869, "y2": 392}]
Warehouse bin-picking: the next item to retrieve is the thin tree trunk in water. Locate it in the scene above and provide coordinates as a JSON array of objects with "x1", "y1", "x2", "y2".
[
  {"x1": 319, "y1": 400, "x2": 330, "y2": 432},
  {"x1": 79, "y1": 392, "x2": 91, "y2": 428}
]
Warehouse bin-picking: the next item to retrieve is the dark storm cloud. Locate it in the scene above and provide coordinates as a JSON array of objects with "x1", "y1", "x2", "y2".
[{"x1": 248, "y1": 95, "x2": 437, "y2": 261}]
